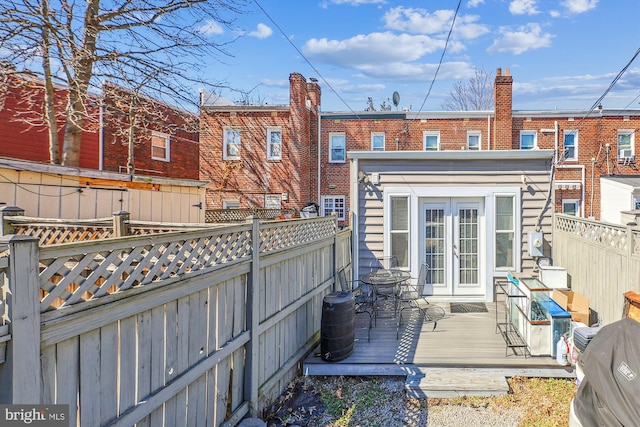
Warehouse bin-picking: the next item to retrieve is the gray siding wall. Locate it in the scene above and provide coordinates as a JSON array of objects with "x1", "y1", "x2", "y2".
[{"x1": 355, "y1": 157, "x2": 553, "y2": 280}]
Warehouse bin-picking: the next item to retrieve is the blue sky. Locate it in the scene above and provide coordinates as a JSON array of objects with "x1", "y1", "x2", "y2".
[{"x1": 202, "y1": 0, "x2": 640, "y2": 113}]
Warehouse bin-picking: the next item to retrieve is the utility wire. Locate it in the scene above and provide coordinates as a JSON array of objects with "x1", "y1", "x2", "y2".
[
  {"x1": 414, "y1": 0, "x2": 462, "y2": 116},
  {"x1": 253, "y1": 0, "x2": 361, "y2": 117}
]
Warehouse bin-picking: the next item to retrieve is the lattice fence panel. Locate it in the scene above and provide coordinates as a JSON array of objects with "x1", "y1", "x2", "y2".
[
  {"x1": 556, "y1": 215, "x2": 628, "y2": 251},
  {"x1": 15, "y1": 224, "x2": 114, "y2": 245},
  {"x1": 38, "y1": 228, "x2": 252, "y2": 311},
  {"x1": 259, "y1": 218, "x2": 336, "y2": 253}
]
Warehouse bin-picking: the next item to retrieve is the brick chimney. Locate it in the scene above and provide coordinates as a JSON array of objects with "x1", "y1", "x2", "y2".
[{"x1": 494, "y1": 68, "x2": 513, "y2": 150}]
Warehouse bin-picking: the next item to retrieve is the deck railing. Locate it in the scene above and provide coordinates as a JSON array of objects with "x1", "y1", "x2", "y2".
[{"x1": 0, "y1": 215, "x2": 352, "y2": 426}]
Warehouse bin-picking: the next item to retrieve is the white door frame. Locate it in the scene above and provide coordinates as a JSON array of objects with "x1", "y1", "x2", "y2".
[{"x1": 384, "y1": 186, "x2": 522, "y2": 301}]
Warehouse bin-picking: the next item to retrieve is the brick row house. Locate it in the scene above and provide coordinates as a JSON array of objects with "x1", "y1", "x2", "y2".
[
  {"x1": 201, "y1": 68, "x2": 639, "y2": 302},
  {"x1": 199, "y1": 73, "x2": 320, "y2": 211},
  {"x1": 0, "y1": 77, "x2": 205, "y2": 222}
]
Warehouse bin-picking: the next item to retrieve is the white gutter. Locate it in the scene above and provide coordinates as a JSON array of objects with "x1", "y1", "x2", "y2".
[
  {"x1": 486, "y1": 114, "x2": 491, "y2": 151},
  {"x1": 350, "y1": 158, "x2": 359, "y2": 277}
]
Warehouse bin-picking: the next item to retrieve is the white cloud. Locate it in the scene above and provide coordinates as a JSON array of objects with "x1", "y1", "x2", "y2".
[
  {"x1": 509, "y1": 0, "x2": 539, "y2": 15},
  {"x1": 467, "y1": 0, "x2": 485, "y2": 7},
  {"x1": 198, "y1": 20, "x2": 224, "y2": 36},
  {"x1": 487, "y1": 23, "x2": 553, "y2": 55},
  {"x1": 248, "y1": 23, "x2": 272, "y2": 39},
  {"x1": 303, "y1": 32, "x2": 463, "y2": 67},
  {"x1": 320, "y1": 0, "x2": 386, "y2": 7},
  {"x1": 382, "y1": 6, "x2": 489, "y2": 40},
  {"x1": 561, "y1": 0, "x2": 599, "y2": 14}
]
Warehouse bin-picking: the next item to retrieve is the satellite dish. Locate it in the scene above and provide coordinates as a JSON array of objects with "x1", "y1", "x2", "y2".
[{"x1": 392, "y1": 91, "x2": 400, "y2": 108}]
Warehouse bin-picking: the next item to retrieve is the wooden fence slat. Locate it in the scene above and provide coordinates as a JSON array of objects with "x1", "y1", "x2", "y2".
[
  {"x1": 174, "y1": 296, "x2": 190, "y2": 426},
  {"x1": 118, "y1": 317, "x2": 137, "y2": 419},
  {"x1": 150, "y1": 305, "x2": 166, "y2": 426},
  {"x1": 79, "y1": 329, "x2": 101, "y2": 427},
  {"x1": 163, "y1": 300, "x2": 178, "y2": 424},
  {"x1": 100, "y1": 322, "x2": 119, "y2": 425},
  {"x1": 56, "y1": 337, "x2": 79, "y2": 427}
]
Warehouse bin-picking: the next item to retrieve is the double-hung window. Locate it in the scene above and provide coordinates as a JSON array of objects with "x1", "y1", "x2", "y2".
[
  {"x1": 618, "y1": 130, "x2": 634, "y2": 160},
  {"x1": 467, "y1": 131, "x2": 481, "y2": 151},
  {"x1": 423, "y1": 131, "x2": 440, "y2": 151},
  {"x1": 223, "y1": 128, "x2": 241, "y2": 160},
  {"x1": 267, "y1": 127, "x2": 282, "y2": 160},
  {"x1": 520, "y1": 131, "x2": 537, "y2": 150},
  {"x1": 390, "y1": 196, "x2": 409, "y2": 268},
  {"x1": 495, "y1": 195, "x2": 515, "y2": 269},
  {"x1": 563, "y1": 131, "x2": 577, "y2": 160},
  {"x1": 151, "y1": 131, "x2": 170, "y2": 161},
  {"x1": 321, "y1": 196, "x2": 345, "y2": 220},
  {"x1": 329, "y1": 133, "x2": 346, "y2": 163},
  {"x1": 371, "y1": 132, "x2": 385, "y2": 150}
]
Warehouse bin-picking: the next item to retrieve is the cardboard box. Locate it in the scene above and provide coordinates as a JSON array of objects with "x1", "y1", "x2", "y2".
[{"x1": 552, "y1": 290, "x2": 590, "y2": 325}]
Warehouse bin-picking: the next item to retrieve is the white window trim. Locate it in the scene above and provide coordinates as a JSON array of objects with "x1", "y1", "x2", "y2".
[
  {"x1": 223, "y1": 127, "x2": 241, "y2": 161},
  {"x1": 467, "y1": 131, "x2": 481, "y2": 151},
  {"x1": 151, "y1": 131, "x2": 170, "y2": 162},
  {"x1": 563, "y1": 130, "x2": 578, "y2": 161},
  {"x1": 494, "y1": 193, "x2": 516, "y2": 271},
  {"x1": 618, "y1": 130, "x2": 635, "y2": 160},
  {"x1": 562, "y1": 199, "x2": 580, "y2": 216},
  {"x1": 423, "y1": 131, "x2": 440, "y2": 151},
  {"x1": 520, "y1": 130, "x2": 537, "y2": 150},
  {"x1": 329, "y1": 132, "x2": 346, "y2": 163},
  {"x1": 371, "y1": 132, "x2": 385, "y2": 151},
  {"x1": 267, "y1": 127, "x2": 282, "y2": 161},
  {"x1": 321, "y1": 195, "x2": 346, "y2": 220}
]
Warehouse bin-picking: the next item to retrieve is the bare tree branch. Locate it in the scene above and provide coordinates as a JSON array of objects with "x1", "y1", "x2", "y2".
[{"x1": 441, "y1": 68, "x2": 494, "y2": 111}]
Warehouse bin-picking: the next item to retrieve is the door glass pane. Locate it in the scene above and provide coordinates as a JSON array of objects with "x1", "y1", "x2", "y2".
[
  {"x1": 459, "y1": 208, "x2": 478, "y2": 285},
  {"x1": 425, "y1": 208, "x2": 445, "y2": 286}
]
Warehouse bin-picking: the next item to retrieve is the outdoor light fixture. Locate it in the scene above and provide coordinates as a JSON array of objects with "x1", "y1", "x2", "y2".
[{"x1": 357, "y1": 171, "x2": 369, "y2": 184}]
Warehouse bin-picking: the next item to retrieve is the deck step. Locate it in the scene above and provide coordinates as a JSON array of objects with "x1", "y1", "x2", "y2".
[{"x1": 405, "y1": 368, "x2": 510, "y2": 398}]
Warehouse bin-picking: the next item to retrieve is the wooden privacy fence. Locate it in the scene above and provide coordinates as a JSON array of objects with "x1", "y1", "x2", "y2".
[
  {"x1": 553, "y1": 214, "x2": 640, "y2": 325},
  {"x1": 1, "y1": 206, "x2": 214, "y2": 246},
  {"x1": 205, "y1": 209, "x2": 296, "y2": 223},
  {"x1": 0, "y1": 215, "x2": 351, "y2": 426}
]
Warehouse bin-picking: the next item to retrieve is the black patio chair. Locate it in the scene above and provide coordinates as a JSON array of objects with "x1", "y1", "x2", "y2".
[
  {"x1": 368, "y1": 256, "x2": 400, "y2": 302},
  {"x1": 397, "y1": 262, "x2": 446, "y2": 339},
  {"x1": 337, "y1": 268, "x2": 373, "y2": 342}
]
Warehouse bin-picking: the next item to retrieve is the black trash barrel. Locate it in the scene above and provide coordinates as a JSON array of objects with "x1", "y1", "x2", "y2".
[{"x1": 321, "y1": 291, "x2": 355, "y2": 362}]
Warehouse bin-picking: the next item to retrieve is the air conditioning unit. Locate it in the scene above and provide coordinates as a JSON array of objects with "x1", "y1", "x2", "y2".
[{"x1": 620, "y1": 149, "x2": 635, "y2": 164}]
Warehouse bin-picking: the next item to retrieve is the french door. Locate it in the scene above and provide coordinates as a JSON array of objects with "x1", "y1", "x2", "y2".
[{"x1": 423, "y1": 198, "x2": 484, "y2": 296}]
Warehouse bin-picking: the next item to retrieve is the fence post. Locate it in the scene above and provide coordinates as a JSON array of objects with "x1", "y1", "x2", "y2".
[
  {"x1": 113, "y1": 210, "x2": 131, "y2": 237},
  {"x1": 0, "y1": 235, "x2": 41, "y2": 404},
  {"x1": 0, "y1": 206, "x2": 25, "y2": 236},
  {"x1": 244, "y1": 215, "x2": 261, "y2": 416}
]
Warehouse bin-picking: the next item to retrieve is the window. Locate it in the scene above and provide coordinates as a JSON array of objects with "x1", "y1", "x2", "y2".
[
  {"x1": 423, "y1": 132, "x2": 440, "y2": 151},
  {"x1": 321, "y1": 196, "x2": 345, "y2": 220},
  {"x1": 371, "y1": 132, "x2": 385, "y2": 151},
  {"x1": 520, "y1": 131, "x2": 537, "y2": 150},
  {"x1": 495, "y1": 195, "x2": 515, "y2": 269},
  {"x1": 564, "y1": 131, "x2": 577, "y2": 160},
  {"x1": 562, "y1": 200, "x2": 579, "y2": 216},
  {"x1": 151, "y1": 131, "x2": 170, "y2": 161},
  {"x1": 390, "y1": 196, "x2": 409, "y2": 268},
  {"x1": 467, "y1": 131, "x2": 481, "y2": 151},
  {"x1": 223, "y1": 128, "x2": 241, "y2": 160},
  {"x1": 618, "y1": 130, "x2": 634, "y2": 160},
  {"x1": 329, "y1": 133, "x2": 346, "y2": 163},
  {"x1": 267, "y1": 127, "x2": 282, "y2": 160},
  {"x1": 222, "y1": 199, "x2": 240, "y2": 209}
]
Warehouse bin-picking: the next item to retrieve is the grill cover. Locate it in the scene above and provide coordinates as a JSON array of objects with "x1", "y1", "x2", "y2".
[{"x1": 573, "y1": 318, "x2": 640, "y2": 427}]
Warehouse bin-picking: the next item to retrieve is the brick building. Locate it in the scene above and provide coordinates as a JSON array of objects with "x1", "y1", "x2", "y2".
[
  {"x1": 0, "y1": 78, "x2": 200, "y2": 181},
  {"x1": 199, "y1": 73, "x2": 320, "y2": 211}
]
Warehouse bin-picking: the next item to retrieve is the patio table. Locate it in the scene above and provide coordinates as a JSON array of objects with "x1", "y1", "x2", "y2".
[{"x1": 360, "y1": 269, "x2": 410, "y2": 324}]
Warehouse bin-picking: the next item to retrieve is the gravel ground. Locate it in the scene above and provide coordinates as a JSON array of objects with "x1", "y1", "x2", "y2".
[{"x1": 262, "y1": 376, "x2": 529, "y2": 427}]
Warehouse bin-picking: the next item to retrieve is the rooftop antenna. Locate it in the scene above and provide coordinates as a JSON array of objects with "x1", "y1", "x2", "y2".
[{"x1": 392, "y1": 91, "x2": 400, "y2": 110}]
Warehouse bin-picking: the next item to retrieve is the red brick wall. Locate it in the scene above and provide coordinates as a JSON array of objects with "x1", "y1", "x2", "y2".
[
  {"x1": 494, "y1": 68, "x2": 513, "y2": 150},
  {"x1": 101, "y1": 84, "x2": 199, "y2": 180},
  {"x1": 200, "y1": 73, "x2": 320, "y2": 212},
  {"x1": 0, "y1": 82, "x2": 99, "y2": 168}
]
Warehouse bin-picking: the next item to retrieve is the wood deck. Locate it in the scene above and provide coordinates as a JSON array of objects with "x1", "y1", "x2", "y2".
[{"x1": 303, "y1": 301, "x2": 575, "y2": 379}]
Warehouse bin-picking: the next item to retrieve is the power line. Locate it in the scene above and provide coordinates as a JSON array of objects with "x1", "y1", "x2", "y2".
[
  {"x1": 253, "y1": 0, "x2": 361, "y2": 117},
  {"x1": 414, "y1": 0, "x2": 462, "y2": 116}
]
